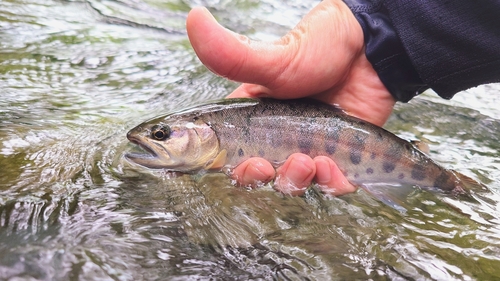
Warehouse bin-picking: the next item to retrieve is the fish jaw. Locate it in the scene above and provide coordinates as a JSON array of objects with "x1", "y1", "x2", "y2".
[{"x1": 125, "y1": 132, "x2": 180, "y2": 170}]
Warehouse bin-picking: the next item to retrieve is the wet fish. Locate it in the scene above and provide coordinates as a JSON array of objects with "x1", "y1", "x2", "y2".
[{"x1": 126, "y1": 98, "x2": 479, "y2": 208}]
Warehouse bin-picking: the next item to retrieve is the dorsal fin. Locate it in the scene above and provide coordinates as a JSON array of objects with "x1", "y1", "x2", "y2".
[{"x1": 410, "y1": 140, "x2": 430, "y2": 155}]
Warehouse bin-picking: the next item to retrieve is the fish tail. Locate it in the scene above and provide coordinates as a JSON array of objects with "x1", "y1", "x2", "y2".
[
  {"x1": 448, "y1": 171, "x2": 493, "y2": 207},
  {"x1": 453, "y1": 171, "x2": 487, "y2": 193},
  {"x1": 447, "y1": 171, "x2": 498, "y2": 214}
]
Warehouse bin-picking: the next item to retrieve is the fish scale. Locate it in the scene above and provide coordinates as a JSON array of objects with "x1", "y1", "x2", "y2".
[
  {"x1": 126, "y1": 98, "x2": 480, "y2": 202},
  {"x1": 201, "y1": 99, "x2": 452, "y2": 189}
]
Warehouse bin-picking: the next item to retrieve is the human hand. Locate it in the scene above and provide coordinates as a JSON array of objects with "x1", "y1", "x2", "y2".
[{"x1": 186, "y1": 0, "x2": 396, "y2": 196}]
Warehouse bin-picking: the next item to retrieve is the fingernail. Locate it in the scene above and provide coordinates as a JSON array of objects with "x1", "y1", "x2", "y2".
[
  {"x1": 315, "y1": 157, "x2": 332, "y2": 184},
  {"x1": 242, "y1": 161, "x2": 273, "y2": 188}
]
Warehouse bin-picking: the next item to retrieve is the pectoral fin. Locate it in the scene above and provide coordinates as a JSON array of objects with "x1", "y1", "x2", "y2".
[
  {"x1": 204, "y1": 149, "x2": 227, "y2": 170},
  {"x1": 360, "y1": 183, "x2": 417, "y2": 214}
]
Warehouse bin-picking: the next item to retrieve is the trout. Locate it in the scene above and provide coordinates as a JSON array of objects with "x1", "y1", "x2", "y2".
[{"x1": 126, "y1": 98, "x2": 477, "y2": 207}]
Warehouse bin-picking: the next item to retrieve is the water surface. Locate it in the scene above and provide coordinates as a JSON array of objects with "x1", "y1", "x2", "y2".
[{"x1": 1, "y1": 0, "x2": 500, "y2": 280}]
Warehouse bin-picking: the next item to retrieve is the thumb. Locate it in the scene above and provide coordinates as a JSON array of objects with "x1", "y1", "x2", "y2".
[
  {"x1": 186, "y1": 7, "x2": 287, "y2": 86},
  {"x1": 187, "y1": 2, "x2": 363, "y2": 98}
]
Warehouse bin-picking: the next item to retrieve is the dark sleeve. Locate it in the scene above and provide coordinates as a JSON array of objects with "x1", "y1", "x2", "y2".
[{"x1": 343, "y1": 0, "x2": 500, "y2": 102}]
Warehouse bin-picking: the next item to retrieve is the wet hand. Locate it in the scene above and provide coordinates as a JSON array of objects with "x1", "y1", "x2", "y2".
[
  {"x1": 230, "y1": 154, "x2": 357, "y2": 196},
  {"x1": 186, "y1": 0, "x2": 396, "y2": 196}
]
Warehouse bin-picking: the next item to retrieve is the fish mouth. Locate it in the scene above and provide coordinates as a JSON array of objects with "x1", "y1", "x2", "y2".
[
  {"x1": 125, "y1": 136, "x2": 168, "y2": 169},
  {"x1": 126, "y1": 139, "x2": 156, "y2": 157}
]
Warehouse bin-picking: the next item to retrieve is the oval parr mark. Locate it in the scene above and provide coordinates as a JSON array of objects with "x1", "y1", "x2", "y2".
[
  {"x1": 298, "y1": 139, "x2": 312, "y2": 154},
  {"x1": 411, "y1": 166, "x2": 426, "y2": 181},
  {"x1": 348, "y1": 131, "x2": 367, "y2": 165},
  {"x1": 325, "y1": 127, "x2": 341, "y2": 155},
  {"x1": 325, "y1": 143, "x2": 336, "y2": 155},
  {"x1": 383, "y1": 162, "x2": 395, "y2": 173},
  {"x1": 433, "y1": 171, "x2": 452, "y2": 189},
  {"x1": 350, "y1": 151, "x2": 362, "y2": 165},
  {"x1": 298, "y1": 123, "x2": 313, "y2": 154}
]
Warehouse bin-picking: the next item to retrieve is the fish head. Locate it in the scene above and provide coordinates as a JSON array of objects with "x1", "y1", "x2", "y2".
[{"x1": 125, "y1": 115, "x2": 220, "y2": 172}]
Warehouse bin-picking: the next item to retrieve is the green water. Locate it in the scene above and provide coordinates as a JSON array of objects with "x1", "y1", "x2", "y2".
[{"x1": 1, "y1": 0, "x2": 500, "y2": 280}]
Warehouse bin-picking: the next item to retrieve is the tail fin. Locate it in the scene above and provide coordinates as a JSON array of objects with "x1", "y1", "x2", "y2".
[
  {"x1": 442, "y1": 171, "x2": 498, "y2": 224},
  {"x1": 453, "y1": 171, "x2": 496, "y2": 206},
  {"x1": 453, "y1": 171, "x2": 488, "y2": 193}
]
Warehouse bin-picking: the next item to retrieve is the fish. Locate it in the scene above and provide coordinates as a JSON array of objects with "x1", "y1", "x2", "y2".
[{"x1": 126, "y1": 98, "x2": 480, "y2": 210}]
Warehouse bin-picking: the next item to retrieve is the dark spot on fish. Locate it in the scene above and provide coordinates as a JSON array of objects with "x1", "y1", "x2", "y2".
[
  {"x1": 366, "y1": 168, "x2": 373, "y2": 174},
  {"x1": 258, "y1": 149, "x2": 265, "y2": 157},
  {"x1": 383, "y1": 162, "x2": 395, "y2": 173},
  {"x1": 354, "y1": 173, "x2": 359, "y2": 178},
  {"x1": 325, "y1": 144, "x2": 336, "y2": 155},
  {"x1": 298, "y1": 139, "x2": 313, "y2": 154},
  {"x1": 298, "y1": 123, "x2": 313, "y2": 154},
  {"x1": 238, "y1": 148, "x2": 244, "y2": 157},
  {"x1": 433, "y1": 171, "x2": 452, "y2": 190},
  {"x1": 371, "y1": 152, "x2": 376, "y2": 159},
  {"x1": 343, "y1": 171, "x2": 348, "y2": 177},
  {"x1": 398, "y1": 173, "x2": 405, "y2": 180},
  {"x1": 325, "y1": 126, "x2": 341, "y2": 155},
  {"x1": 348, "y1": 132, "x2": 367, "y2": 165},
  {"x1": 350, "y1": 151, "x2": 362, "y2": 165},
  {"x1": 411, "y1": 166, "x2": 426, "y2": 181}
]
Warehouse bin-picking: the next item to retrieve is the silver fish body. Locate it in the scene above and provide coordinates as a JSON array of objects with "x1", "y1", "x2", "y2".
[{"x1": 126, "y1": 98, "x2": 470, "y2": 192}]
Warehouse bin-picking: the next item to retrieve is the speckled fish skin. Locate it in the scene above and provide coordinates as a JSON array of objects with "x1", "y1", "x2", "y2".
[{"x1": 126, "y1": 98, "x2": 465, "y2": 192}]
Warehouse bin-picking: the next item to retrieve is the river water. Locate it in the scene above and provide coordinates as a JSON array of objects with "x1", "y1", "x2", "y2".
[{"x1": 1, "y1": 0, "x2": 499, "y2": 280}]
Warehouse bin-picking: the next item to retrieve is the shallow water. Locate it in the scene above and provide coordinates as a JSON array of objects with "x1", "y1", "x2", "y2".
[{"x1": 1, "y1": 0, "x2": 500, "y2": 280}]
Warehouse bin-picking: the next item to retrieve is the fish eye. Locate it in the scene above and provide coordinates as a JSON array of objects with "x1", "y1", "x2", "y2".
[{"x1": 151, "y1": 125, "x2": 171, "y2": 140}]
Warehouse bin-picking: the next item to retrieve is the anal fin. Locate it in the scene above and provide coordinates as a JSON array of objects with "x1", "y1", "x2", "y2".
[{"x1": 360, "y1": 183, "x2": 417, "y2": 214}]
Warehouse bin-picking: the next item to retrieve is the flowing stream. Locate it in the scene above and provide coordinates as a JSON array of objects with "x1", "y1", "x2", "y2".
[{"x1": 1, "y1": 0, "x2": 500, "y2": 280}]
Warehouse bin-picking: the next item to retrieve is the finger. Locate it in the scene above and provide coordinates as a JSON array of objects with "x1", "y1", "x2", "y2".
[
  {"x1": 274, "y1": 153, "x2": 316, "y2": 196},
  {"x1": 314, "y1": 156, "x2": 357, "y2": 196},
  {"x1": 187, "y1": 1, "x2": 362, "y2": 98},
  {"x1": 186, "y1": 7, "x2": 287, "y2": 86},
  {"x1": 230, "y1": 157, "x2": 275, "y2": 188},
  {"x1": 226, "y1": 84, "x2": 272, "y2": 99}
]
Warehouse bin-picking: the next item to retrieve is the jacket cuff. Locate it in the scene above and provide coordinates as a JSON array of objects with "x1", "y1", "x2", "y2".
[{"x1": 343, "y1": 0, "x2": 427, "y2": 102}]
